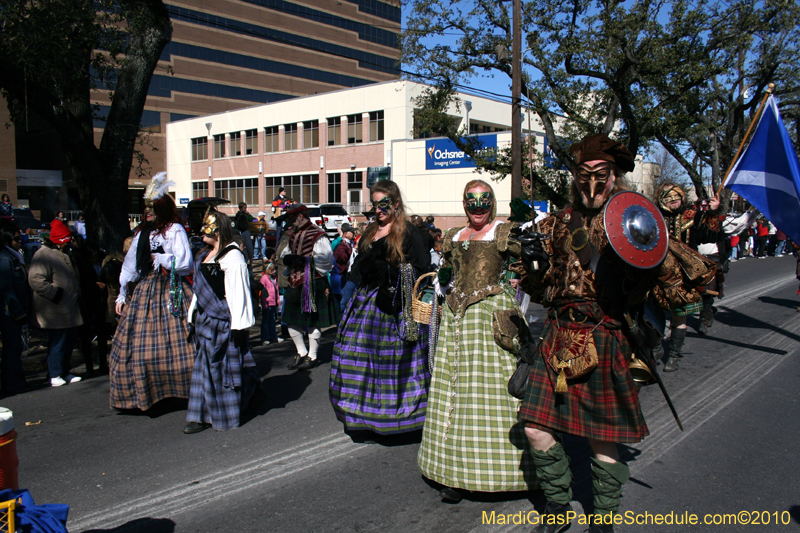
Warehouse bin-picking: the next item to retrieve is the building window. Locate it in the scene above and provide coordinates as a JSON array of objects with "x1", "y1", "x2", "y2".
[
  {"x1": 327, "y1": 173, "x2": 341, "y2": 203},
  {"x1": 264, "y1": 126, "x2": 279, "y2": 153},
  {"x1": 347, "y1": 114, "x2": 363, "y2": 144},
  {"x1": 285, "y1": 123, "x2": 298, "y2": 151},
  {"x1": 213, "y1": 134, "x2": 225, "y2": 158},
  {"x1": 347, "y1": 171, "x2": 363, "y2": 189},
  {"x1": 265, "y1": 175, "x2": 319, "y2": 204},
  {"x1": 303, "y1": 120, "x2": 319, "y2": 149},
  {"x1": 245, "y1": 129, "x2": 257, "y2": 155},
  {"x1": 327, "y1": 117, "x2": 341, "y2": 146},
  {"x1": 214, "y1": 178, "x2": 258, "y2": 205},
  {"x1": 191, "y1": 137, "x2": 208, "y2": 161},
  {"x1": 192, "y1": 181, "x2": 208, "y2": 199},
  {"x1": 369, "y1": 111, "x2": 384, "y2": 142},
  {"x1": 230, "y1": 131, "x2": 241, "y2": 156}
]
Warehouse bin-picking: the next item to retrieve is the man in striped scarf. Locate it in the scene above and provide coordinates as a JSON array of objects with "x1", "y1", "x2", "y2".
[{"x1": 279, "y1": 204, "x2": 339, "y2": 371}]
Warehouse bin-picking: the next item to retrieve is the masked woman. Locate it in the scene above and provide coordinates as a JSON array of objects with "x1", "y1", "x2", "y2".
[
  {"x1": 417, "y1": 179, "x2": 535, "y2": 503},
  {"x1": 110, "y1": 172, "x2": 195, "y2": 411},
  {"x1": 183, "y1": 211, "x2": 259, "y2": 433},
  {"x1": 329, "y1": 180, "x2": 430, "y2": 437}
]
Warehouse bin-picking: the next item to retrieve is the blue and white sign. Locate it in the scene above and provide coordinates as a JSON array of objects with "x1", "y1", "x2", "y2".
[
  {"x1": 425, "y1": 134, "x2": 497, "y2": 170},
  {"x1": 179, "y1": 197, "x2": 190, "y2": 205}
]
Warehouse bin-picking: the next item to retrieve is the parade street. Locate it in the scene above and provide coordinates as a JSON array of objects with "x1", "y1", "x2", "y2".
[{"x1": 4, "y1": 255, "x2": 800, "y2": 533}]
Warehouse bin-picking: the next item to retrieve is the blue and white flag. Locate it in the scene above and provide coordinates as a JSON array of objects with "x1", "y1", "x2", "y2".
[{"x1": 724, "y1": 95, "x2": 800, "y2": 243}]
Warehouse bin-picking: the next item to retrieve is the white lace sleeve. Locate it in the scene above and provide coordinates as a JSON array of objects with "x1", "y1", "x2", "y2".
[{"x1": 117, "y1": 232, "x2": 141, "y2": 304}]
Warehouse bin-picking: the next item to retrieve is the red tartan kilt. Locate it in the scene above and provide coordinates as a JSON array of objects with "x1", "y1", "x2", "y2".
[{"x1": 518, "y1": 313, "x2": 649, "y2": 443}]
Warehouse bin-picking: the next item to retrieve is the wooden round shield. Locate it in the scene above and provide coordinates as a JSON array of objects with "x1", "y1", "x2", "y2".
[{"x1": 604, "y1": 191, "x2": 668, "y2": 268}]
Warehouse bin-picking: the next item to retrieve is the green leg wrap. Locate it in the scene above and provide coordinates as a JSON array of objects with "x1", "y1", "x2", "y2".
[
  {"x1": 591, "y1": 457, "x2": 630, "y2": 516},
  {"x1": 530, "y1": 442, "x2": 573, "y2": 506}
]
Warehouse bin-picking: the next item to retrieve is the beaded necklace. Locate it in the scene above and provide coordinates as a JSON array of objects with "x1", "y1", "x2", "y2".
[{"x1": 166, "y1": 256, "x2": 183, "y2": 317}]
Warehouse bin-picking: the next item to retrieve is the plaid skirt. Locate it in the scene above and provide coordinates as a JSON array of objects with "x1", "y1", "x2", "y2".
[
  {"x1": 518, "y1": 302, "x2": 648, "y2": 443},
  {"x1": 282, "y1": 277, "x2": 340, "y2": 328},
  {"x1": 673, "y1": 300, "x2": 703, "y2": 317},
  {"x1": 418, "y1": 292, "x2": 536, "y2": 492},
  {"x1": 186, "y1": 313, "x2": 259, "y2": 431},
  {"x1": 329, "y1": 286, "x2": 430, "y2": 434},
  {"x1": 109, "y1": 270, "x2": 196, "y2": 410}
]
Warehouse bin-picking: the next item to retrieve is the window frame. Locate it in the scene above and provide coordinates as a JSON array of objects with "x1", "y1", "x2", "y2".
[
  {"x1": 327, "y1": 117, "x2": 341, "y2": 146},
  {"x1": 213, "y1": 134, "x2": 226, "y2": 158},
  {"x1": 369, "y1": 111, "x2": 384, "y2": 142},
  {"x1": 303, "y1": 120, "x2": 319, "y2": 149},
  {"x1": 245, "y1": 129, "x2": 257, "y2": 155},
  {"x1": 285, "y1": 123, "x2": 298, "y2": 151},
  {"x1": 347, "y1": 114, "x2": 363, "y2": 144},
  {"x1": 191, "y1": 137, "x2": 208, "y2": 161},
  {"x1": 264, "y1": 126, "x2": 279, "y2": 153}
]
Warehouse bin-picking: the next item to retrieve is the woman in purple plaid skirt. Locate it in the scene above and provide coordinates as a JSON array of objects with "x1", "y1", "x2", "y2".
[
  {"x1": 110, "y1": 173, "x2": 196, "y2": 411},
  {"x1": 183, "y1": 211, "x2": 260, "y2": 433}
]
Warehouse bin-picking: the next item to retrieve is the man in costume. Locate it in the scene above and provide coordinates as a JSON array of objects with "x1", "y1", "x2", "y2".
[
  {"x1": 279, "y1": 204, "x2": 339, "y2": 371},
  {"x1": 653, "y1": 184, "x2": 720, "y2": 371},
  {"x1": 518, "y1": 134, "x2": 713, "y2": 533}
]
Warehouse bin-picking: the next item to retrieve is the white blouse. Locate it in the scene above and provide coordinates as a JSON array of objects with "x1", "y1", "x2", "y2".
[
  {"x1": 117, "y1": 223, "x2": 193, "y2": 304},
  {"x1": 280, "y1": 235, "x2": 334, "y2": 276},
  {"x1": 187, "y1": 244, "x2": 255, "y2": 331}
]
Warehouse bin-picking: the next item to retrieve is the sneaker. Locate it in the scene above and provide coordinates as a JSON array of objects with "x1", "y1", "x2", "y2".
[
  {"x1": 51, "y1": 377, "x2": 67, "y2": 387},
  {"x1": 65, "y1": 374, "x2": 82, "y2": 384},
  {"x1": 261, "y1": 341, "x2": 271, "y2": 346}
]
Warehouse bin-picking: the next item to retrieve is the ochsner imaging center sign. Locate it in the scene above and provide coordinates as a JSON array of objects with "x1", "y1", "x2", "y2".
[{"x1": 425, "y1": 134, "x2": 497, "y2": 170}]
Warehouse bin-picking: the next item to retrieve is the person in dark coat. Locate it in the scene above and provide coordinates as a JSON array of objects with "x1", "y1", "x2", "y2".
[{"x1": 0, "y1": 223, "x2": 29, "y2": 394}]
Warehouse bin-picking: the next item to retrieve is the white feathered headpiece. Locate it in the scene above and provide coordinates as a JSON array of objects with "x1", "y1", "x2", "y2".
[{"x1": 143, "y1": 172, "x2": 176, "y2": 206}]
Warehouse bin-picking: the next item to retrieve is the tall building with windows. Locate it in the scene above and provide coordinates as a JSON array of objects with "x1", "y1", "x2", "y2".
[
  {"x1": 6, "y1": 0, "x2": 400, "y2": 219},
  {"x1": 166, "y1": 80, "x2": 546, "y2": 227}
]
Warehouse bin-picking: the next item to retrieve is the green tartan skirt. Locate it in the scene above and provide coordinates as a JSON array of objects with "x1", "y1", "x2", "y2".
[
  {"x1": 417, "y1": 291, "x2": 536, "y2": 492},
  {"x1": 672, "y1": 300, "x2": 703, "y2": 317},
  {"x1": 283, "y1": 277, "x2": 340, "y2": 328}
]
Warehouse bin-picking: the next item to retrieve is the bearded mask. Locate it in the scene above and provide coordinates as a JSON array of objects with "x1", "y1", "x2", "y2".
[
  {"x1": 575, "y1": 162, "x2": 615, "y2": 209},
  {"x1": 658, "y1": 186, "x2": 685, "y2": 213}
]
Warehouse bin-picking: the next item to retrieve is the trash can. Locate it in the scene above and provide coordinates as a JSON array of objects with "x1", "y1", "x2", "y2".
[{"x1": 0, "y1": 409, "x2": 19, "y2": 491}]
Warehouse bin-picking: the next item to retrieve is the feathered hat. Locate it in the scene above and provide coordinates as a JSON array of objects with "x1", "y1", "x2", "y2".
[{"x1": 143, "y1": 172, "x2": 176, "y2": 207}]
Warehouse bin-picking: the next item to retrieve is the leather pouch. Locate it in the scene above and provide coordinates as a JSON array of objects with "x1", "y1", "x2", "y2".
[
  {"x1": 492, "y1": 308, "x2": 525, "y2": 354},
  {"x1": 543, "y1": 320, "x2": 602, "y2": 393}
]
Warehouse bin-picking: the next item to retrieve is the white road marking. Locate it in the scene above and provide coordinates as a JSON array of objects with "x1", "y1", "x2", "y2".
[{"x1": 71, "y1": 434, "x2": 367, "y2": 531}]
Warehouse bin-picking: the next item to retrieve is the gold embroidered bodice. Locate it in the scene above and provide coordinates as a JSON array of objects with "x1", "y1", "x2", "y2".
[{"x1": 442, "y1": 222, "x2": 521, "y2": 314}]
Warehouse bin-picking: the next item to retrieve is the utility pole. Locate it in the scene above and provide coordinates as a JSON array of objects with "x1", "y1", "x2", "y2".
[{"x1": 511, "y1": 0, "x2": 522, "y2": 200}]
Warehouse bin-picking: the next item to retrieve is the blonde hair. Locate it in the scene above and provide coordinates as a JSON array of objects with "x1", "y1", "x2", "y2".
[{"x1": 359, "y1": 180, "x2": 408, "y2": 265}]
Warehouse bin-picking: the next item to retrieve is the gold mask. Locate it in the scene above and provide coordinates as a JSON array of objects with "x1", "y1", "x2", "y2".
[{"x1": 201, "y1": 212, "x2": 219, "y2": 236}]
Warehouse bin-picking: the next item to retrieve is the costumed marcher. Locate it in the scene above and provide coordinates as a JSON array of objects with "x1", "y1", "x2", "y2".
[
  {"x1": 110, "y1": 173, "x2": 195, "y2": 410},
  {"x1": 279, "y1": 204, "x2": 339, "y2": 371},
  {"x1": 234, "y1": 202, "x2": 255, "y2": 262},
  {"x1": 518, "y1": 134, "x2": 714, "y2": 532},
  {"x1": 654, "y1": 183, "x2": 721, "y2": 370},
  {"x1": 184, "y1": 211, "x2": 260, "y2": 433},
  {"x1": 0, "y1": 194, "x2": 13, "y2": 219},
  {"x1": 417, "y1": 179, "x2": 535, "y2": 503},
  {"x1": 329, "y1": 181, "x2": 429, "y2": 438},
  {"x1": 28, "y1": 219, "x2": 84, "y2": 387},
  {"x1": 253, "y1": 212, "x2": 269, "y2": 260},
  {"x1": 0, "y1": 223, "x2": 29, "y2": 394}
]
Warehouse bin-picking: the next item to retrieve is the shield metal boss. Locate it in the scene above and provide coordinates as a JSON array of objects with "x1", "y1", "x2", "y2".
[{"x1": 604, "y1": 191, "x2": 668, "y2": 268}]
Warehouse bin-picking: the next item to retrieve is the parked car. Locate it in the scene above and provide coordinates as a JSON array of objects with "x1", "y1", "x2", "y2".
[{"x1": 306, "y1": 204, "x2": 352, "y2": 240}]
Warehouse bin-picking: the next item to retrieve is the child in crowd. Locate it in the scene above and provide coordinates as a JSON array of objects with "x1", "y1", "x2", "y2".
[{"x1": 259, "y1": 262, "x2": 281, "y2": 346}]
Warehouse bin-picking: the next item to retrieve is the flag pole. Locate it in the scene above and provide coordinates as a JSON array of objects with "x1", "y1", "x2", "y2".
[{"x1": 716, "y1": 83, "x2": 775, "y2": 198}]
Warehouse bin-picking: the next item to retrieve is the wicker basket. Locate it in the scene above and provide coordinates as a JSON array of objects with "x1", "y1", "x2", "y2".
[{"x1": 412, "y1": 272, "x2": 437, "y2": 325}]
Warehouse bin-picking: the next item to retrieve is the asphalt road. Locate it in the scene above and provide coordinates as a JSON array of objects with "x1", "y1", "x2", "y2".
[{"x1": 3, "y1": 254, "x2": 799, "y2": 533}]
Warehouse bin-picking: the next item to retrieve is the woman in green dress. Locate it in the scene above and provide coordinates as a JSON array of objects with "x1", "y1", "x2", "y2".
[{"x1": 418, "y1": 179, "x2": 535, "y2": 503}]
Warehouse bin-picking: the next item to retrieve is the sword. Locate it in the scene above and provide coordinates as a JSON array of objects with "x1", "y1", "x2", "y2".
[{"x1": 624, "y1": 313, "x2": 684, "y2": 431}]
